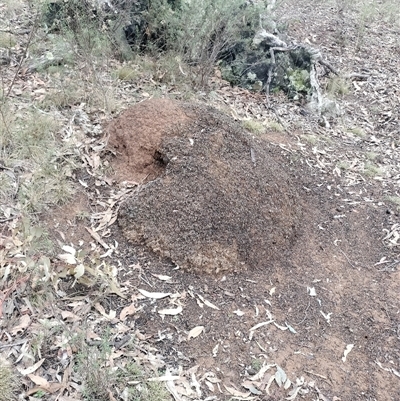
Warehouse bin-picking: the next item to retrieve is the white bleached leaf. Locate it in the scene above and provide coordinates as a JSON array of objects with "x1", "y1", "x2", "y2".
[
  {"x1": 74, "y1": 264, "x2": 85, "y2": 279},
  {"x1": 212, "y1": 343, "x2": 219, "y2": 357},
  {"x1": 203, "y1": 299, "x2": 220, "y2": 310},
  {"x1": 151, "y1": 273, "x2": 172, "y2": 281},
  {"x1": 58, "y1": 253, "x2": 77, "y2": 264},
  {"x1": 249, "y1": 320, "x2": 274, "y2": 331},
  {"x1": 286, "y1": 385, "x2": 302, "y2": 400},
  {"x1": 320, "y1": 311, "x2": 332, "y2": 324},
  {"x1": 285, "y1": 322, "x2": 297, "y2": 334},
  {"x1": 375, "y1": 360, "x2": 390, "y2": 371},
  {"x1": 284, "y1": 378, "x2": 292, "y2": 390},
  {"x1": 205, "y1": 380, "x2": 215, "y2": 392},
  {"x1": 242, "y1": 382, "x2": 262, "y2": 395},
  {"x1": 138, "y1": 289, "x2": 171, "y2": 299},
  {"x1": 147, "y1": 374, "x2": 180, "y2": 382},
  {"x1": 62, "y1": 245, "x2": 76, "y2": 255},
  {"x1": 273, "y1": 322, "x2": 288, "y2": 331},
  {"x1": 342, "y1": 344, "x2": 354, "y2": 362},
  {"x1": 249, "y1": 363, "x2": 275, "y2": 381},
  {"x1": 275, "y1": 365, "x2": 287, "y2": 388},
  {"x1": 78, "y1": 179, "x2": 88, "y2": 188},
  {"x1": 265, "y1": 375, "x2": 275, "y2": 395},
  {"x1": 269, "y1": 287, "x2": 276, "y2": 296},
  {"x1": 307, "y1": 287, "x2": 317, "y2": 296},
  {"x1": 18, "y1": 358, "x2": 45, "y2": 375},
  {"x1": 188, "y1": 326, "x2": 204, "y2": 339},
  {"x1": 197, "y1": 294, "x2": 220, "y2": 310},
  {"x1": 233, "y1": 309, "x2": 245, "y2": 316},
  {"x1": 158, "y1": 306, "x2": 183, "y2": 316}
]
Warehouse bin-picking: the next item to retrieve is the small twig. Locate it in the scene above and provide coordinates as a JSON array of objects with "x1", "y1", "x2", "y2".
[
  {"x1": 4, "y1": 19, "x2": 37, "y2": 99},
  {"x1": 265, "y1": 47, "x2": 276, "y2": 105},
  {"x1": 0, "y1": 339, "x2": 27, "y2": 349},
  {"x1": 378, "y1": 260, "x2": 399, "y2": 272},
  {"x1": 305, "y1": 370, "x2": 329, "y2": 381},
  {"x1": 345, "y1": 72, "x2": 369, "y2": 81},
  {"x1": 318, "y1": 59, "x2": 339, "y2": 76},
  {"x1": 339, "y1": 248, "x2": 357, "y2": 269},
  {"x1": 294, "y1": 300, "x2": 311, "y2": 325},
  {"x1": 0, "y1": 275, "x2": 30, "y2": 318}
]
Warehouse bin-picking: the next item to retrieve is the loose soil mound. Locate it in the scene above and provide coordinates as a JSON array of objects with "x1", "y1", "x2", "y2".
[
  {"x1": 108, "y1": 99, "x2": 301, "y2": 274},
  {"x1": 107, "y1": 98, "x2": 198, "y2": 183}
]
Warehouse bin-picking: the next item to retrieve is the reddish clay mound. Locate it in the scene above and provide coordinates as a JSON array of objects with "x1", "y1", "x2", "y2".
[
  {"x1": 109, "y1": 98, "x2": 302, "y2": 274},
  {"x1": 107, "y1": 98, "x2": 197, "y2": 183}
]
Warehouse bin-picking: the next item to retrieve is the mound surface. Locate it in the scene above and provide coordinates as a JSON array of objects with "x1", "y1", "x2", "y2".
[{"x1": 108, "y1": 99, "x2": 301, "y2": 274}]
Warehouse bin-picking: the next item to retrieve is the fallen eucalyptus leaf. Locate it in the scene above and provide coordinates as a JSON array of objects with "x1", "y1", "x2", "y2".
[
  {"x1": 307, "y1": 287, "x2": 316, "y2": 296},
  {"x1": 188, "y1": 326, "x2": 204, "y2": 339},
  {"x1": 342, "y1": 344, "x2": 354, "y2": 362},
  {"x1": 158, "y1": 306, "x2": 183, "y2": 316},
  {"x1": 250, "y1": 320, "x2": 274, "y2": 331},
  {"x1": 139, "y1": 289, "x2": 171, "y2": 299},
  {"x1": 18, "y1": 358, "x2": 45, "y2": 375},
  {"x1": 224, "y1": 385, "x2": 251, "y2": 398}
]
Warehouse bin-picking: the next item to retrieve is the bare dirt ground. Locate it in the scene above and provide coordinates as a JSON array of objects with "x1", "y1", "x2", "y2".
[{"x1": 1, "y1": 1, "x2": 399, "y2": 401}]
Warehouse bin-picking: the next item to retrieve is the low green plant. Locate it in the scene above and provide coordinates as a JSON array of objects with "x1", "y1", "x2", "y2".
[
  {"x1": 0, "y1": 357, "x2": 17, "y2": 401},
  {"x1": 129, "y1": 381, "x2": 170, "y2": 401},
  {"x1": 0, "y1": 105, "x2": 77, "y2": 213},
  {"x1": 141, "y1": 0, "x2": 265, "y2": 87},
  {"x1": 119, "y1": 363, "x2": 169, "y2": 401},
  {"x1": 0, "y1": 33, "x2": 16, "y2": 48},
  {"x1": 250, "y1": 358, "x2": 263, "y2": 372},
  {"x1": 365, "y1": 151, "x2": 378, "y2": 161},
  {"x1": 265, "y1": 120, "x2": 284, "y2": 132},
  {"x1": 301, "y1": 134, "x2": 318, "y2": 145},
  {"x1": 385, "y1": 196, "x2": 400, "y2": 208},
  {"x1": 347, "y1": 126, "x2": 366, "y2": 138},
  {"x1": 337, "y1": 160, "x2": 351, "y2": 170},
  {"x1": 117, "y1": 65, "x2": 140, "y2": 81},
  {"x1": 242, "y1": 119, "x2": 264, "y2": 135},
  {"x1": 75, "y1": 333, "x2": 116, "y2": 401},
  {"x1": 364, "y1": 162, "x2": 383, "y2": 177},
  {"x1": 327, "y1": 76, "x2": 350, "y2": 96}
]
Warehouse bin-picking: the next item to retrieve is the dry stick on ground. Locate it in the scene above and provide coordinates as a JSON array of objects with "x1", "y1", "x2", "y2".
[
  {"x1": 0, "y1": 13, "x2": 39, "y2": 136},
  {"x1": 265, "y1": 45, "x2": 295, "y2": 105},
  {"x1": 3, "y1": 14, "x2": 39, "y2": 99}
]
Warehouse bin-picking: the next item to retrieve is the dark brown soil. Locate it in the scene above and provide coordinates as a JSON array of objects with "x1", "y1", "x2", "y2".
[
  {"x1": 101, "y1": 97, "x2": 399, "y2": 400},
  {"x1": 110, "y1": 99, "x2": 301, "y2": 274}
]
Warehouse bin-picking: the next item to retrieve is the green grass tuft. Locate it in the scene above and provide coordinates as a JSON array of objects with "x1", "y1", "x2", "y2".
[
  {"x1": 0, "y1": 358, "x2": 16, "y2": 401},
  {"x1": 242, "y1": 119, "x2": 265, "y2": 135}
]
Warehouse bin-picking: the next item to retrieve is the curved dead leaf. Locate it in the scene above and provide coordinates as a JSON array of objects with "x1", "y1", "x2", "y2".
[
  {"x1": 197, "y1": 294, "x2": 220, "y2": 310},
  {"x1": 188, "y1": 326, "x2": 204, "y2": 339},
  {"x1": 120, "y1": 303, "x2": 138, "y2": 321},
  {"x1": 158, "y1": 305, "x2": 183, "y2": 315},
  {"x1": 18, "y1": 358, "x2": 45, "y2": 375},
  {"x1": 11, "y1": 314, "x2": 31, "y2": 335},
  {"x1": 74, "y1": 264, "x2": 85, "y2": 279},
  {"x1": 223, "y1": 384, "x2": 251, "y2": 398},
  {"x1": 58, "y1": 253, "x2": 76, "y2": 264},
  {"x1": 249, "y1": 320, "x2": 274, "y2": 331},
  {"x1": 139, "y1": 289, "x2": 171, "y2": 299}
]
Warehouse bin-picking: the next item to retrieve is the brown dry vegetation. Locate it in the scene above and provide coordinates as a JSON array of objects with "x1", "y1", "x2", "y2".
[{"x1": 0, "y1": 1, "x2": 399, "y2": 401}]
